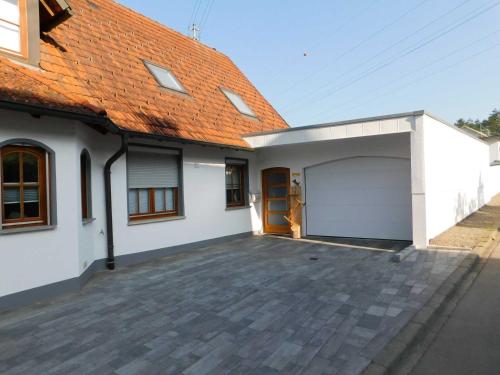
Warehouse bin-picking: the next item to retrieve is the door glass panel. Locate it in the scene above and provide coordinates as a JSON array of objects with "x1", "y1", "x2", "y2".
[
  {"x1": 267, "y1": 172, "x2": 286, "y2": 185},
  {"x1": 2, "y1": 152, "x2": 20, "y2": 183},
  {"x1": 3, "y1": 187, "x2": 20, "y2": 219},
  {"x1": 128, "y1": 189, "x2": 138, "y2": 215},
  {"x1": 138, "y1": 189, "x2": 149, "y2": 214},
  {"x1": 268, "y1": 213, "x2": 288, "y2": 226},
  {"x1": 268, "y1": 186, "x2": 287, "y2": 198},
  {"x1": 154, "y1": 188, "x2": 166, "y2": 212},
  {"x1": 268, "y1": 199, "x2": 288, "y2": 211},
  {"x1": 23, "y1": 153, "x2": 39, "y2": 182}
]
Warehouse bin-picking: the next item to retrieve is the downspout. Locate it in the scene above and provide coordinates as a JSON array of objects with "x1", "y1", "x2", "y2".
[{"x1": 104, "y1": 134, "x2": 128, "y2": 270}]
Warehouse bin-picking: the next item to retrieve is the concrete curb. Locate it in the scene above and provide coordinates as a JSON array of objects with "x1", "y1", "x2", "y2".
[
  {"x1": 362, "y1": 251, "x2": 479, "y2": 375},
  {"x1": 363, "y1": 227, "x2": 500, "y2": 375},
  {"x1": 391, "y1": 245, "x2": 416, "y2": 263}
]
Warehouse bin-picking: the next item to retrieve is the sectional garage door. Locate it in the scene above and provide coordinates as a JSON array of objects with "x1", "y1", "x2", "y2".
[{"x1": 305, "y1": 157, "x2": 412, "y2": 240}]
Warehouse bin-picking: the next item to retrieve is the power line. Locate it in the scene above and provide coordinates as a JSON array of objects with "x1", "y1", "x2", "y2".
[
  {"x1": 305, "y1": 29, "x2": 500, "y2": 122},
  {"x1": 284, "y1": 0, "x2": 500, "y2": 116},
  {"x1": 280, "y1": 0, "x2": 473, "y2": 112},
  {"x1": 321, "y1": 42, "x2": 500, "y2": 122},
  {"x1": 275, "y1": 0, "x2": 430, "y2": 96},
  {"x1": 188, "y1": 0, "x2": 203, "y2": 32},
  {"x1": 198, "y1": 0, "x2": 216, "y2": 38}
]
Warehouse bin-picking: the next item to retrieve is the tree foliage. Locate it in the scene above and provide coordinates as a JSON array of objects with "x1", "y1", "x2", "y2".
[{"x1": 455, "y1": 109, "x2": 500, "y2": 136}]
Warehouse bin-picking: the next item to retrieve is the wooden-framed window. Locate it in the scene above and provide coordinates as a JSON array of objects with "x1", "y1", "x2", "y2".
[
  {"x1": 127, "y1": 146, "x2": 181, "y2": 221},
  {"x1": 0, "y1": 0, "x2": 27, "y2": 58},
  {"x1": 128, "y1": 187, "x2": 179, "y2": 220},
  {"x1": 1, "y1": 145, "x2": 47, "y2": 228},
  {"x1": 80, "y1": 150, "x2": 92, "y2": 220},
  {"x1": 225, "y1": 159, "x2": 248, "y2": 207}
]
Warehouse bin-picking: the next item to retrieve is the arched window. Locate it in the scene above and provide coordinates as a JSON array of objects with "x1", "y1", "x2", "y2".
[
  {"x1": 1, "y1": 145, "x2": 47, "y2": 228},
  {"x1": 80, "y1": 150, "x2": 92, "y2": 220}
]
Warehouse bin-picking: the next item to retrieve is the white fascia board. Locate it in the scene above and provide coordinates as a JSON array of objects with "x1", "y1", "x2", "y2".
[{"x1": 244, "y1": 115, "x2": 416, "y2": 149}]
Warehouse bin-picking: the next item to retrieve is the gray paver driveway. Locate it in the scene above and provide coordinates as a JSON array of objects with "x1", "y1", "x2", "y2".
[{"x1": 0, "y1": 236, "x2": 466, "y2": 375}]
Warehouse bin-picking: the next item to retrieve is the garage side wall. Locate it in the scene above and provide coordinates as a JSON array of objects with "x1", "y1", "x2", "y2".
[{"x1": 423, "y1": 115, "x2": 500, "y2": 241}]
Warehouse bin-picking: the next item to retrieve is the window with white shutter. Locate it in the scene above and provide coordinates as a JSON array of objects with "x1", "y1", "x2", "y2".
[{"x1": 127, "y1": 146, "x2": 181, "y2": 221}]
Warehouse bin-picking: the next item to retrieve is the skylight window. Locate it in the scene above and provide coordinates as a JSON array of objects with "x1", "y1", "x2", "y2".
[
  {"x1": 221, "y1": 88, "x2": 257, "y2": 118},
  {"x1": 144, "y1": 61, "x2": 186, "y2": 93}
]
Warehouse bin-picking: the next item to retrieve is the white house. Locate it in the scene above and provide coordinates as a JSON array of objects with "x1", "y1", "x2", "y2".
[{"x1": 1, "y1": 0, "x2": 499, "y2": 312}]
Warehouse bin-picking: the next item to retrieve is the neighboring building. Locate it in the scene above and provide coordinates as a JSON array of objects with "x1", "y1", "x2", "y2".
[{"x1": 1, "y1": 0, "x2": 499, "y2": 311}]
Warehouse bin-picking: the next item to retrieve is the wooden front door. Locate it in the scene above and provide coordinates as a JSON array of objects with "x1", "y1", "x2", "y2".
[{"x1": 262, "y1": 167, "x2": 291, "y2": 234}]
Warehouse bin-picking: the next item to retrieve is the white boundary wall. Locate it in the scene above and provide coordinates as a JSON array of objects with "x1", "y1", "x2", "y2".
[{"x1": 422, "y1": 114, "x2": 500, "y2": 242}]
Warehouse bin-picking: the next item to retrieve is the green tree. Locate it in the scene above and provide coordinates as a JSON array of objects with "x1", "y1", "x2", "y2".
[{"x1": 455, "y1": 109, "x2": 500, "y2": 136}]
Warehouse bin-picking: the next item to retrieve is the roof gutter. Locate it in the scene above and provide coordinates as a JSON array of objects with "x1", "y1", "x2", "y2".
[
  {"x1": 126, "y1": 131, "x2": 254, "y2": 151},
  {"x1": 0, "y1": 100, "x2": 253, "y2": 150},
  {"x1": 0, "y1": 99, "x2": 119, "y2": 133},
  {"x1": 104, "y1": 134, "x2": 128, "y2": 270}
]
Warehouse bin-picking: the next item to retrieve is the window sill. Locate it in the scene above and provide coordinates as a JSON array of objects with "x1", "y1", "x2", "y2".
[
  {"x1": 82, "y1": 218, "x2": 96, "y2": 225},
  {"x1": 226, "y1": 205, "x2": 252, "y2": 211},
  {"x1": 0, "y1": 225, "x2": 56, "y2": 236},
  {"x1": 128, "y1": 215, "x2": 186, "y2": 226}
]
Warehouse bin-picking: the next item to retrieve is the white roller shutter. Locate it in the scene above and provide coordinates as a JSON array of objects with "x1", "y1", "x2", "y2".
[{"x1": 127, "y1": 147, "x2": 179, "y2": 189}]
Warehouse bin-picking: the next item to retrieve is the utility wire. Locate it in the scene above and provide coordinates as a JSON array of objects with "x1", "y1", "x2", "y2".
[
  {"x1": 198, "y1": 0, "x2": 216, "y2": 38},
  {"x1": 280, "y1": 0, "x2": 473, "y2": 112},
  {"x1": 321, "y1": 42, "x2": 500, "y2": 122},
  {"x1": 284, "y1": 0, "x2": 500, "y2": 115},
  {"x1": 188, "y1": 0, "x2": 203, "y2": 31},
  {"x1": 306, "y1": 29, "x2": 500, "y2": 122},
  {"x1": 276, "y1": 0, "x2": 430, "y2": 96}
]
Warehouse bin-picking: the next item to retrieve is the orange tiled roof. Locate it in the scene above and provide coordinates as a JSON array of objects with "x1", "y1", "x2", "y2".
[{"x1": 0, "y1": 0, "x2": 289, "y2": 148}]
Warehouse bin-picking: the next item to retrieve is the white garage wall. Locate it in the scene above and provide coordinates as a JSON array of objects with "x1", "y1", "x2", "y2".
[
  {"x1": 423, "y1": 115, "x2": 500, "y2": 241},
  {"x1": 254, "y1": 132, "x2": 412, "y2": 236},
  {"x1": 0, "y1": 110, "x2": 259, "y2": 298}
]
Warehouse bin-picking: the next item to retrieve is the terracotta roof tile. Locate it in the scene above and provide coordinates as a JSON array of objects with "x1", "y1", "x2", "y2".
[{"x1": 0, "y1": 0, "x2": 288, "y2": 148}]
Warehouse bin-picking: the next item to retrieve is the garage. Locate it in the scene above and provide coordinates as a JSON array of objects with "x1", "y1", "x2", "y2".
[{"x1": 305, "y1": 156, "x2": 412, "y2": 240}]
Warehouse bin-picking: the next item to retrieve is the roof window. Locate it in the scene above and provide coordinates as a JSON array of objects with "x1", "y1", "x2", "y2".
[
  {"x1": 144, "y1": 61, "x2": 186, "y2": 93},
  {"x1": 220, "y1": 88, "x2": 256, "y2": 118}
]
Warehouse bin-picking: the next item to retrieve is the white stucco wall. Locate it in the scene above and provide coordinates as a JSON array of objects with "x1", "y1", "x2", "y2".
[
  {"x1": 422, "y1": 114, "x2": 500, "y2": 241},
  {"x1": 0, "y1": 111, "x2": 82, "y2": 297},
  {"x1": 110, "y1": 141, "x2": 260, "y2": 258},
  {"x1": 253, "y1": 132, "x2": 412, "y2": 236},
  {"x1": 0, "y1": 110, "x2": 258, "y2": 298}
]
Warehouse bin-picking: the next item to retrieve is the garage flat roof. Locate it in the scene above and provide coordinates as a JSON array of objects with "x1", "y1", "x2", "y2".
[
  {"x1": 247, "y1": 110, "x2": 425, "y2": 137},
  {"x1": 243, "y1": 111, "x2": 422, "y2": 148}
]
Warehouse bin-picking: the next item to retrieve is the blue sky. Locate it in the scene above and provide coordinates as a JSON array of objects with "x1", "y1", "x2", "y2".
[{"x1": 119, "y1": 0, "x2": 500, "y2": 127}]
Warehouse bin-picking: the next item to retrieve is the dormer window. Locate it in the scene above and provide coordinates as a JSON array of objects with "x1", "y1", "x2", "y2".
[
  {"x1": 0, "y1": 0, "x2": 71, "y2": 65},
  {"x1": 0, "y1": 0, "x2": 26, "y2": 56},
  {"x1": 220, "y1": 88, "x2": 257, "y2": 118},
  {"x1": 144, "y1": 61, "x2": 187, "y2": 93}
]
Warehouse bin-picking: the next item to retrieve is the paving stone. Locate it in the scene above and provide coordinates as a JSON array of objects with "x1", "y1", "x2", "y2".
[
  {"x1": 385, "y1": 306, "x2": 403, "y2": 317},
  {"x1": 0, "y1": 236, "x2": 466, "y2": 375},
  {"x1": 357, "y1": 314, "x2": 383, "y2": 330},
  {"x1": 366, "y1": 305, "x2": 386, "y2": 317}
]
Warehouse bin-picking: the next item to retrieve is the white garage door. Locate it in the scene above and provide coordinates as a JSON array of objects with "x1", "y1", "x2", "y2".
[{"x1": 305, "y1": 157, "x2": 412, "y2": 240}]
